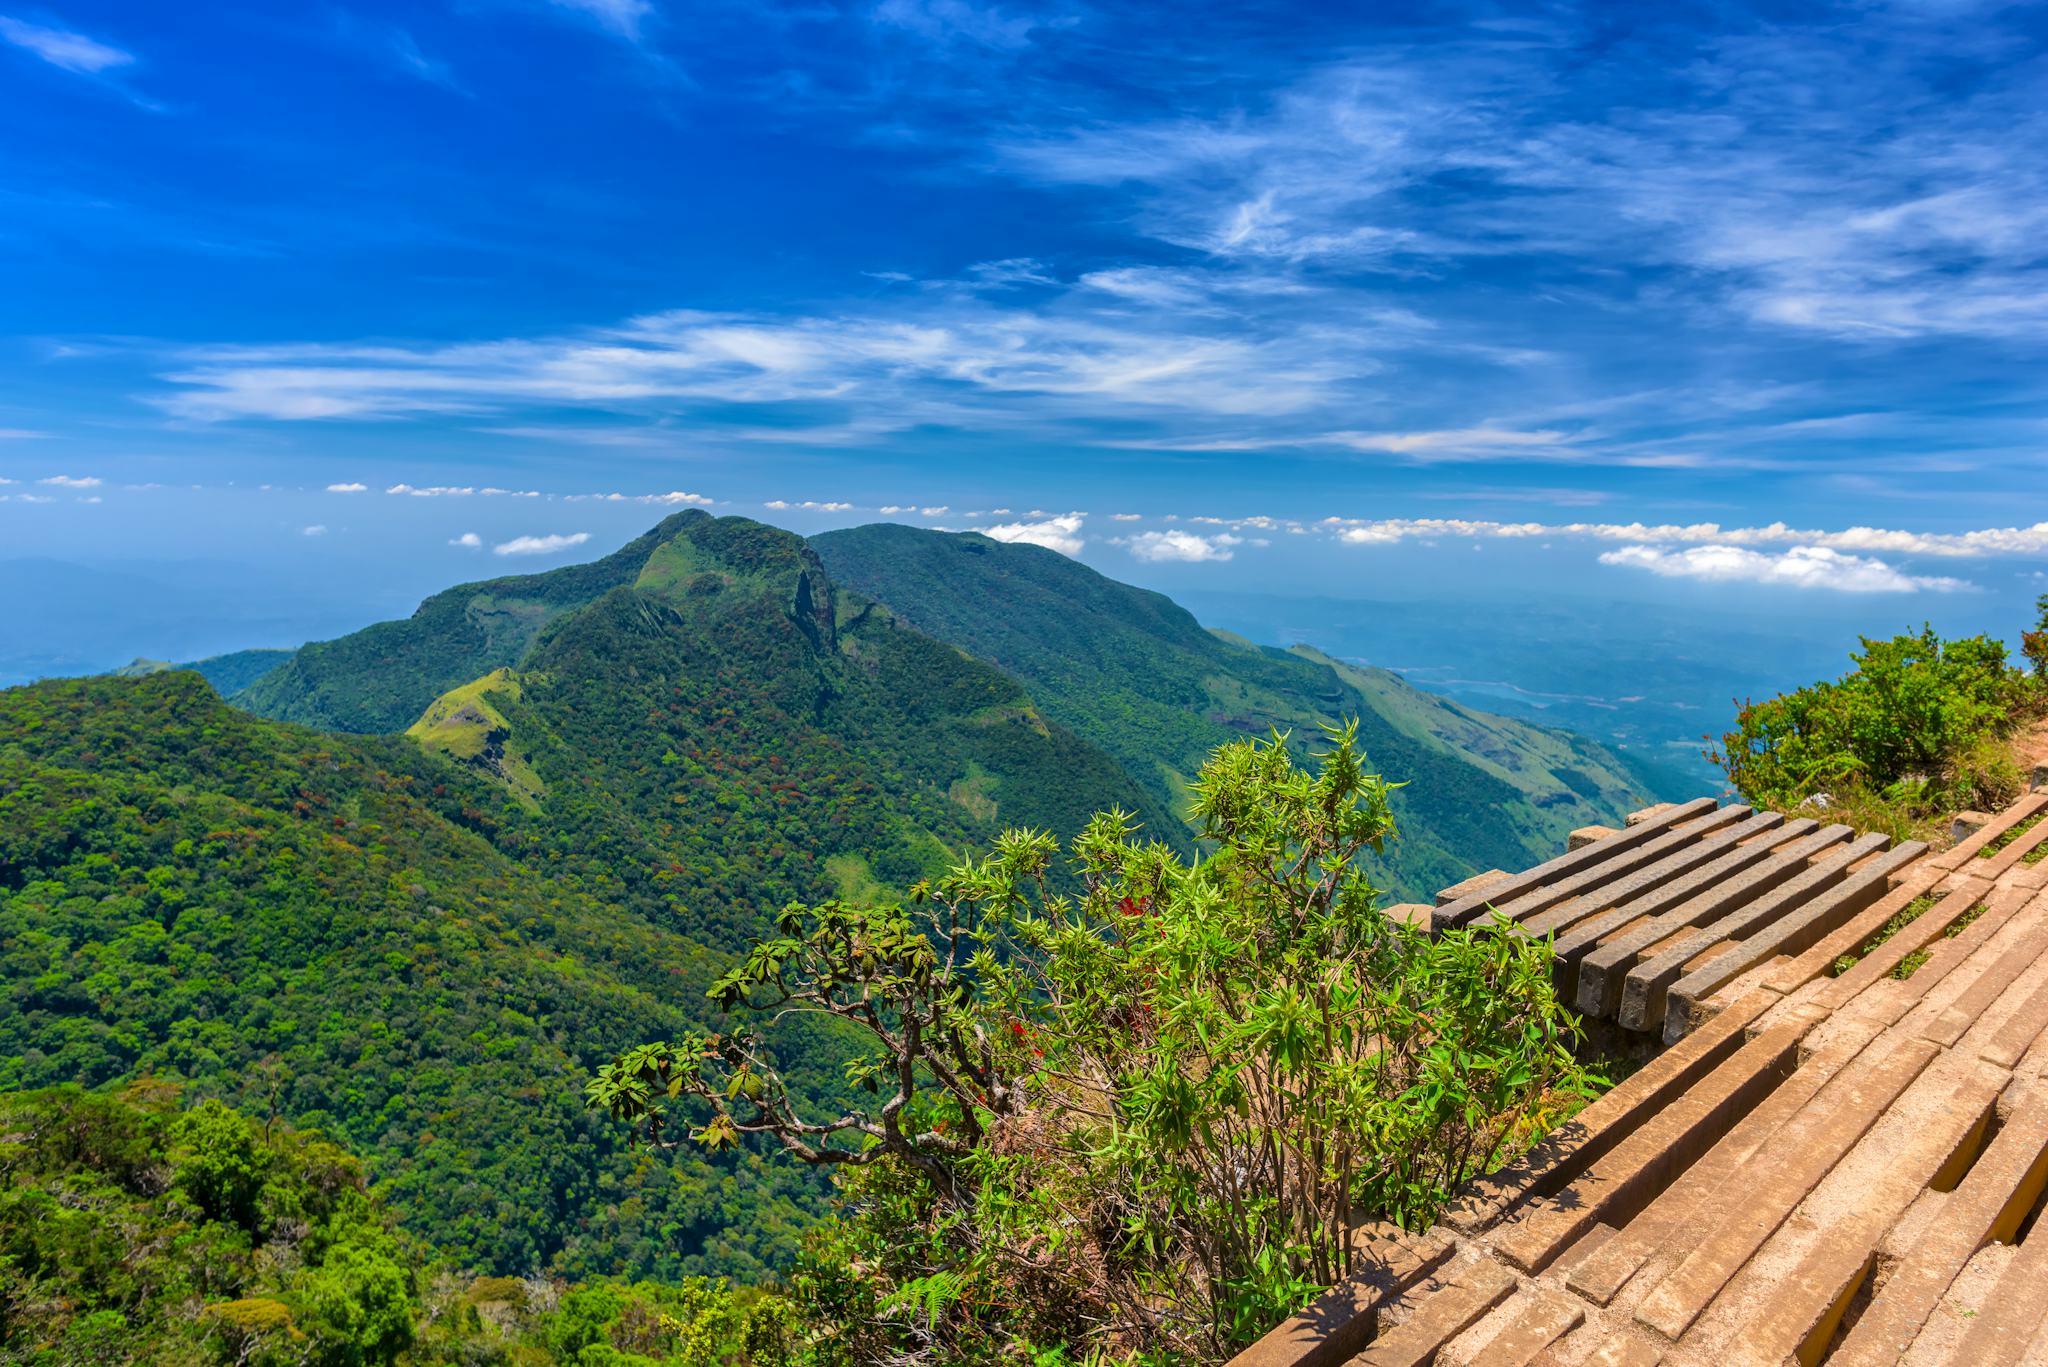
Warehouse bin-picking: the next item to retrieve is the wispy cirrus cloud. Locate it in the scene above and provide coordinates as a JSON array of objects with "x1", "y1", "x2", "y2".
[
  {"x1": 1322, "y1": 515, "x2": 2048, "y2": 560},
  {"x1": 0, "y1": 15, "x2": 132, "y2": 74},
  {"x1": 994, "y1": 19, "x2": 2048, "y2": 344},
  {"x1": 154, "y1": 294, "x2": 1352, "y2": 428},
  {"x1": 549, "y1": 0, "x2": 653, "y2": 42}
]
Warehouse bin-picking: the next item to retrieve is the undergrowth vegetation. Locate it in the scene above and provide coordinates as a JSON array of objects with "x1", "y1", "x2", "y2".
[
  {"x1": 1710, "y1": 600, "x2": 2048, "y2": 840},
  {"x1": 0, "y1": 1086, "x2": 791, "y2": 1365},
  {"x1": 593, "y1": 728, "x2": 1592, "y2": 1364}
]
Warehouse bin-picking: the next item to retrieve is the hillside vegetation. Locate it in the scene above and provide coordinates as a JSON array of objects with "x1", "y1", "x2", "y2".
[
  {"x1": 812, "y1": 523, "x2": 1654, "y2": 898},
  {"x1": 0, "y1": 518, "x2": 1178, "y2": 1282}
]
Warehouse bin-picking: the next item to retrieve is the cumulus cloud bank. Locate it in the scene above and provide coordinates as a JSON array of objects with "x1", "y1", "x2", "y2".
[
  {"x1": 1125, "y1": 529, "x2": 1241, "y2": 563},
  {"x1": 983, "y1": 513, "x2": 1084, "y2": 557},
  {"x1": 1324, "y1": 516, "x2": 2048, "y2": 560},
  {"x1": 1598, "y1": 544, "x2": 1970, "y2": 594},
  {"x1": 494, "y1": 532, "x2": 591, "y2": 556}
]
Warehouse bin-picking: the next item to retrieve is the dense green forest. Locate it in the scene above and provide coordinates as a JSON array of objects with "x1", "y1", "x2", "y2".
[
  {"x1": 235, "y1": 515, "x2": 706, "y2": 734},
  {"x1": 812, "y1": 523, "x2": 1654, "y2": 896}
]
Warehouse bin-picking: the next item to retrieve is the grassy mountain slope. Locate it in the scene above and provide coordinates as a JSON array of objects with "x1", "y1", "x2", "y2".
[
  {"x1": 0, "y1": 672, "x2": 829, "y2": 1281},
  {"x1": 811, "y1": 524, "x2": 1654, "y2": 899}
]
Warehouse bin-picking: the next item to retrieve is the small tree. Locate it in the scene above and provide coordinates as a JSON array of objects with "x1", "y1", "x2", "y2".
[
  {"x1": 2024, "y1": 594, "x2": 2048, "y2": 678},
  {"x1": 592, "y1": 727, "x2": 1589, "y2": 1362}
]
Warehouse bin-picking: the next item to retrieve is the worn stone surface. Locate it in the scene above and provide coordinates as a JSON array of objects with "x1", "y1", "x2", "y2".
[
  {"x1": 1353, "y1": 1258, "x2": 1517, "y2": 1367},
  {"x1": 1950, "y1": 809, "x2": 1995, "y2": 841},
  {"x1": 1569, "y1": 826, "x2": 1621, "y2": 852},
  {"x1": 1572, "y1": 823, "x2": 1852, "y2": 1019},
  {"x1": 1458, "y1": 1290, "x2": 1585, "y2": 1367},
  {"x1": 1628, "y1": 1036, "x2": 1939, "y2": 1342},
  {"x1": 1437, "y1": 869, "x2": 1512, "y2": 909},
  {"x1": 1615, "y1": 831, "x2": 1892, "y2": 1033},
  {"x1": 1491, "y1": 1021, "x2": 1806, "y2": 1275}
]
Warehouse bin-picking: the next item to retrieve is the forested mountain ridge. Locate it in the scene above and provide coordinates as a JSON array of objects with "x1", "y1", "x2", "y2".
[
  {"x1": 0, "y1": 518, "x2": 1179, "y2": 1277},
  {"x1": 812, "y1": 522, "x2": 1656, "y2": 898}
]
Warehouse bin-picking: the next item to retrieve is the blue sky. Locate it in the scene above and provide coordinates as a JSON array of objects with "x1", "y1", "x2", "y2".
[{"x1": 2, "y1": 0, "x2": 2046, "y2": 626}]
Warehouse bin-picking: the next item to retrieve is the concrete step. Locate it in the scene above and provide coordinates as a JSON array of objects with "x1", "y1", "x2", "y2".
[
  {"x1": 1490, "y1": 1016, "x2": 1811, "y2": 1275},
  {"x1": 1662, "y1": 841, "x2": 1929, "y2": 1043},
  {"x1": 1431, "y1": 800, "x2": 1717, "y2": 932},
  {"x1": 1628, "y1": 1034, "x2": 1939, "y2": 1342},
  {"x1": 1353, "y1": 1258, "x2": 1517, "y2": 1367},
  {"x1": 1564, "y1": 1012, "x2": 1883, "y2": 1309},
  {"x1": 1616, "y1": 832, "x2": 1893, "y2": 1033},
  {"x1": 1571, "y1": 823, "x2": 1854, "y2": 1020},
  {"x1": 1461, "y1": 807, "x2": 1751, "y2": 935}
]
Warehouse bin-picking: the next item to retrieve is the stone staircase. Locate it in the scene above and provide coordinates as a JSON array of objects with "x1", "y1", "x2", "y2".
[{"x1": 1234, "y1": 787, "x2": 2048, "y2": 1367}]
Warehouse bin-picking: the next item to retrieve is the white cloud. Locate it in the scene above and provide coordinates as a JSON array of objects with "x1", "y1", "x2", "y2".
[
  {"x1": 0, "y1": 429, "x2": 44, "y2": 440},
  {"x1": 983, "y1": 513, "x2": 1084, "y2": 556},
  {"x1": 38, "y1": 475, "x2": 101, "y2": 488},
  {"x1": 302, "y1": 524, "x2": 327, "y2": 536},
  {"x1": 644, "y1": 490, "x2": 713, "y2": 505},
  {"x1": 326, "y1": 481, "x2": 369, "y2": 493},
  {"x1": 450, "y1": 532, "x2": 483, "y2": 548},
  {"x1": 919, "y1": 505, "x2": 949, "y2": 517},
  {"x1": 997, "y1": 41, "x2": 2048, "y2": 345},
  {"x1": 494, "y1": 532, "x2": 591, "y2": 557},
  {"x1": 763, "y1": 498, "x2": 855, "y2": 512},
  {"x1": 1597, "y1": 544, "x2": 1970, "y2": 594},
  {"x1": 1323, "y1": 516, "x2": 2048, "y2": 560},
  {"x1": 1110, "y1": 512, "x2": 1142, "y2": 521},
  {"x1": 878, "y1": 504, "x2": 909, "y2": 514},
  {"x1": 1124, "y1": 529, "x2": 1242, "y2": 562},
  {"x1": 0, "y1": 16, "x2": 132, "y2": 73},
  {"x1": 155, "y1": 292, "x2": 1353, "y2": 430},
  {"x1": 386, "y1": 483, "x2": 474, "y2": 497}
]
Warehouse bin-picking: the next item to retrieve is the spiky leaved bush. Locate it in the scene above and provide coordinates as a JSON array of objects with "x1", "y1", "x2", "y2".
[{"x1": 592, "y1": 727, "x2": 1589, "y2": 1364}]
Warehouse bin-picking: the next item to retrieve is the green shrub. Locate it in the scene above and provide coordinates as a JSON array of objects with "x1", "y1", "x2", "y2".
[
  {"x1": 1710, "y1": 623, "x2": 2041, "y2": 826},
  {"x1": 593, "y1": 726, "x2": 1591, "y2": 1362}
]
